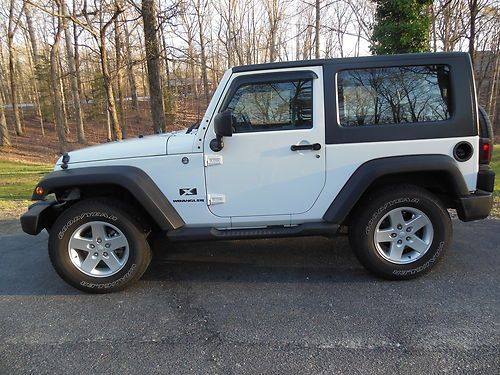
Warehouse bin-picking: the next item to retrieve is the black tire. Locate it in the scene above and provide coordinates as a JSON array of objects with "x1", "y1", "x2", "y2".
[
  {"x1": 48, "y1": 199, "x2": 152, "y2": 293},
  {"x1": 349, "y1": 185, "x2": 452, "y2": 280}
]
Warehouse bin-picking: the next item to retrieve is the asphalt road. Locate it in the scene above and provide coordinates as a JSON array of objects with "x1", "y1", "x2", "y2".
[{"x1": 0, "y1": 219, "x2": 499, "y2": 375}]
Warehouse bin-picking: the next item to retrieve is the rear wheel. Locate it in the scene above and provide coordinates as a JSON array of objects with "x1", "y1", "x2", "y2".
[
  {"x1": 49, "y1": 199, "x2": 152, "y2": 293},
  {"x1": 349, "y1": 185, "x2": 452, "y2": 279}
]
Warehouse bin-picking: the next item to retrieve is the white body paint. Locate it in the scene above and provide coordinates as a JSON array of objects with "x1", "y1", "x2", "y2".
[{"x1": 58, "y1": 66, "x2": 479, "y2": 229}]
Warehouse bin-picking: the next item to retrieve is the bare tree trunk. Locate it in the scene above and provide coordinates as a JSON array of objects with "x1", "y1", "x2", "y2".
[
  {"x1": 295, "y1": 22, "x2": 300, "y2": 60},
  {"x1": 305, "y1": 21, "x2": 312, "y2": 59},
  {"x1": 468, "y1": 0, "x2": 478, "y2": 63},
  {"x1": 24, "y1": 33, "x2": 45, "y2": 136},
  {"x1": 7, "y1": 0, "x2": 23, "y2": 136},
  {"x1": 106, "y1": 108, "x2": 112, "y2": 141},
  {"x1": 25, "y1": 3, "x2": 45, "y2": 136},
  {"x1": 269, "y1": 31, "x2": 277, "y2": 63},
  {"x1": 58, "y1": 55, "x2": 70, "y2": 135},
  {"x1": 115, "y1": 15, "x2": 126, "y2": 138},
  {"x1": 141, "y1": 59, "x2": 148, "y2": 99},
  {"x1": 124, "y1": 21, "x2": 139, "y2": 111},
  {"x1": 0, "y1": 93, "x2": 11, "y2": 147},
  {"x1": 443, "y1": 3, "x2": 449, "y2": 51},
  {"x1": 142, "y1": 0, "x2": 166, "y2": 133},
  {"x1": 315, "y1": 0, "x2": 320, "y2": 59},
  {"x1": 62, "y1": 0, "x2": 86, "y2": 143},
  {"x1": 431, "y1": 3, "x2": 437, "y2": 52},
  {"x1": 265, "y1": 0, "x2": 280, "y2": 63},
  {"x1": 160, "y1": 25, "x2": 171, "y2": 89},
  {"x1": 99, "y1": 38, "x2": 122, "y2": 140},
  {"x1": 188, "y1": 37, "x2": 199, "y2": 98},
  {"x1": 73, "y1": 0, "x2": 84, "y2": 100},
  {"x1": 50, "y1": 4, "x2": 67, "y2": 153},
  {"x1": 0, "y1": 56, "x2": 9, "y2": 106},
  {"x1": 195, "y1": 0, "x2": 209, "y2": 102},
  {"x1": 25, "y1": 4, "x2": 38, "y2": 63},
  {"x1": 487, "y1": 51, "x2": 499, "y2": 134},
  {"x1": 224, "y1": 0, "x2": 235, "y2": 67}
]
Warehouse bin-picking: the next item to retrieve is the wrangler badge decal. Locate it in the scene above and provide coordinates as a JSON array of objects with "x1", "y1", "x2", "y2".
[{"x1": 179, "y1": 188, "x2": 197, "y2": 196}]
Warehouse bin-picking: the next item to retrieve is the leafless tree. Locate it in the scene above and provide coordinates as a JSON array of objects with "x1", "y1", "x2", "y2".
[
  {"x1": 0, "y1": 0, "x2": 495, "y2": 152},
  {"x1": 50, "y1": 0, "x2": 67, "y2": 151},
  {"x1": 7, "y1": 0, "x2": 25, "y2": 135},
  {"x1": 123, "y1": 19, "x2": 139, "y2": 111},
  {"x1": 193, "y1": 0, "x2": 209, "y2": 101},
  {"x1": 24, "y1": 2, "x2": 45, "y2": 136},
  {"x1": 142, "y1": 0, "x2": 167, "y2": 133},
  {"x1": 0, "y1": 90, "x2": 10, "y2": 147},
  {"x1": 114, "y1": 13, "x2": 126, "y2": 136},
  {"x1": 61, "y1": 0, "x2": 86, "y2": 143},
  {"x1": 315, "y1": 0, "x2": 320, "y2": 58},
  {"x1": 263, "y1": 0, "x2": 286, "y2": 62}
]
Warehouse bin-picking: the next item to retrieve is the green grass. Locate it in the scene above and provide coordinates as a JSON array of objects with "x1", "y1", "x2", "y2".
[
  {"x1": 0, "y1": 160, "x2": 52, "y2": 218},
  {"x1": 0, "y1": 161, "x2": 52, "y2": 201}
]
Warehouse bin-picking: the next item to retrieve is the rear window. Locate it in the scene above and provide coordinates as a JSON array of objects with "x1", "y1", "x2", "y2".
[{"x1": 337, "y1": 65, "x2": 452, "y2": 127}]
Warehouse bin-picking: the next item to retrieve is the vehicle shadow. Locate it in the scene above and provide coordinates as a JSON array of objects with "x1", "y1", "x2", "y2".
[
  {"x1": 143, "y1": 236, "x2": 372, "y2": 284},
  {"x1": 0, "y1": 233, "x2": 370, "y2": 296},
  {"x1": 2, "y1": 220, "x2": 497, "y2": 296}
]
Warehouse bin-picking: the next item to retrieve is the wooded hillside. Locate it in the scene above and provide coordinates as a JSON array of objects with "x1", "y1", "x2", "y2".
[{"x1": 0, "y1": 0, "x2": 498, "y2": 164}]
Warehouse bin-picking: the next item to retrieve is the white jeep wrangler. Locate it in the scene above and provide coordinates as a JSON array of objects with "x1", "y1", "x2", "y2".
[{"x1": 21, "y1": 52, "x2": 495, "y2": 293}]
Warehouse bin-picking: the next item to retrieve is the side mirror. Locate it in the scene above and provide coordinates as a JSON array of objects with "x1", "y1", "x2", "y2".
[{"x1": 210, "y1": 110, "x2": 234, "y2": 151}]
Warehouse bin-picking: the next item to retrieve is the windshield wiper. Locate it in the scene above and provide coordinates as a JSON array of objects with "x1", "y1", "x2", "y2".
[{"x1": 186, "y1": 121, "x2": 200, "y2": 134}]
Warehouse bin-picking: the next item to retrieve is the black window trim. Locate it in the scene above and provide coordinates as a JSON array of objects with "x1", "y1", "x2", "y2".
[
  {"x1": 220, "y1": 70, "x2": 317, "y2": 134},
  {"x1": 324, "y1": 53, "x2": 476, "y2": 144}
]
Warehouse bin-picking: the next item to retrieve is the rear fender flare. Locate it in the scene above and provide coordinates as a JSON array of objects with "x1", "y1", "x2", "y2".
[{"x1": 323, "y1": 154, "x2": 469, "y2": 224}]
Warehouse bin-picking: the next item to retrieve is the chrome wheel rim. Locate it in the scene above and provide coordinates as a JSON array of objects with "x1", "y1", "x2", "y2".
[
  {"x1": 68, "y1": 221, "x2": 129, "y2": 277},
  {"x1": 373, "y1": 207, "x2": 434, "y2": 265}
]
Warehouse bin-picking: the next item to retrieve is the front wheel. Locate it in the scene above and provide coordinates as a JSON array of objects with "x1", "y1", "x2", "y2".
[
  {"x1": 349, "y1": 185, "x2": 452, "y2": 280},
  {"x1": 49, "y1": 199, "x2": 152, "y2": 293}
]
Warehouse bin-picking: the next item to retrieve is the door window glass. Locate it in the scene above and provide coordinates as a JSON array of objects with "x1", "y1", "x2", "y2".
[{"x1": 225, "y1": 79, "x2": 313, "y2": 132}]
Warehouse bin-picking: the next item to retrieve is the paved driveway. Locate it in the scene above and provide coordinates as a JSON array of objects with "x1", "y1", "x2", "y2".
[{"x1": 0, "y1": 220, "x2": 499, "y2": 374}]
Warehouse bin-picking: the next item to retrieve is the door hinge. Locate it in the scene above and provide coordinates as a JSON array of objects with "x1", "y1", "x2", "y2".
[
  {"x1": 208, "y1": 193, "x2": 226, "y2": 205},
  {"x1": 204, "y1": 154, "x2": 223, "y2": 167}
]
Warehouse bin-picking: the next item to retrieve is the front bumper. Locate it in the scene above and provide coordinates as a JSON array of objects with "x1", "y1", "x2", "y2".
[
  {"x1": 20, "y1": 198, "x2": 58, "y2": 235},
  {"x1": 456, "y1": 190, "x2": 493, "y2": 221}
]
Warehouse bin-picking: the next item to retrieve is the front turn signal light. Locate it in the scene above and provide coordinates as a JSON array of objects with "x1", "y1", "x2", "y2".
[{"x1": 35, "y1": 186, "x2": 44, "y2": 195}]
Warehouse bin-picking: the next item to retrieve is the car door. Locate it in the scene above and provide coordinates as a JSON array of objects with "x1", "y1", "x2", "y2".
[{"x1": 204, "y1": 67, "x2": 326, "y2": 218}]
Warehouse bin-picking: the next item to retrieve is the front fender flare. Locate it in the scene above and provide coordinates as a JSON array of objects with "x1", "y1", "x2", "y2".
[{"x1": 32, "y1": 166, "x2": 185, "y2": 231}]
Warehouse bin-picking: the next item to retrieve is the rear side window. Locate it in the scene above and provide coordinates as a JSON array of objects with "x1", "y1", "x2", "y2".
[
  {"x1": 337, "y1": 65, "x2": 452, "y2": 127},
  {"x1": 225, "y1": 80, "x2": 313, "y2": 133}
]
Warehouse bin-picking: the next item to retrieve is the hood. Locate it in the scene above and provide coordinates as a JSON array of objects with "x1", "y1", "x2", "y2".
[
  {"x1": 166, "y1": 130, "x2": 198, "y2": 155},
  {"x1": 58, "y1": 133, "x2": 175, "y2": 165}
]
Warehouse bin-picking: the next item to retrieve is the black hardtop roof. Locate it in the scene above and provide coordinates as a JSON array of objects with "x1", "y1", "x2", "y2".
[{"x1": 231, "y1": 52, "x2": 470, "y2": 73}]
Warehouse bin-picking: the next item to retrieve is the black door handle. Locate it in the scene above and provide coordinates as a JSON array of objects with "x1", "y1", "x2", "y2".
[{"x1": 290, "y1": 143, "x2": 321, "y2": 151}]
